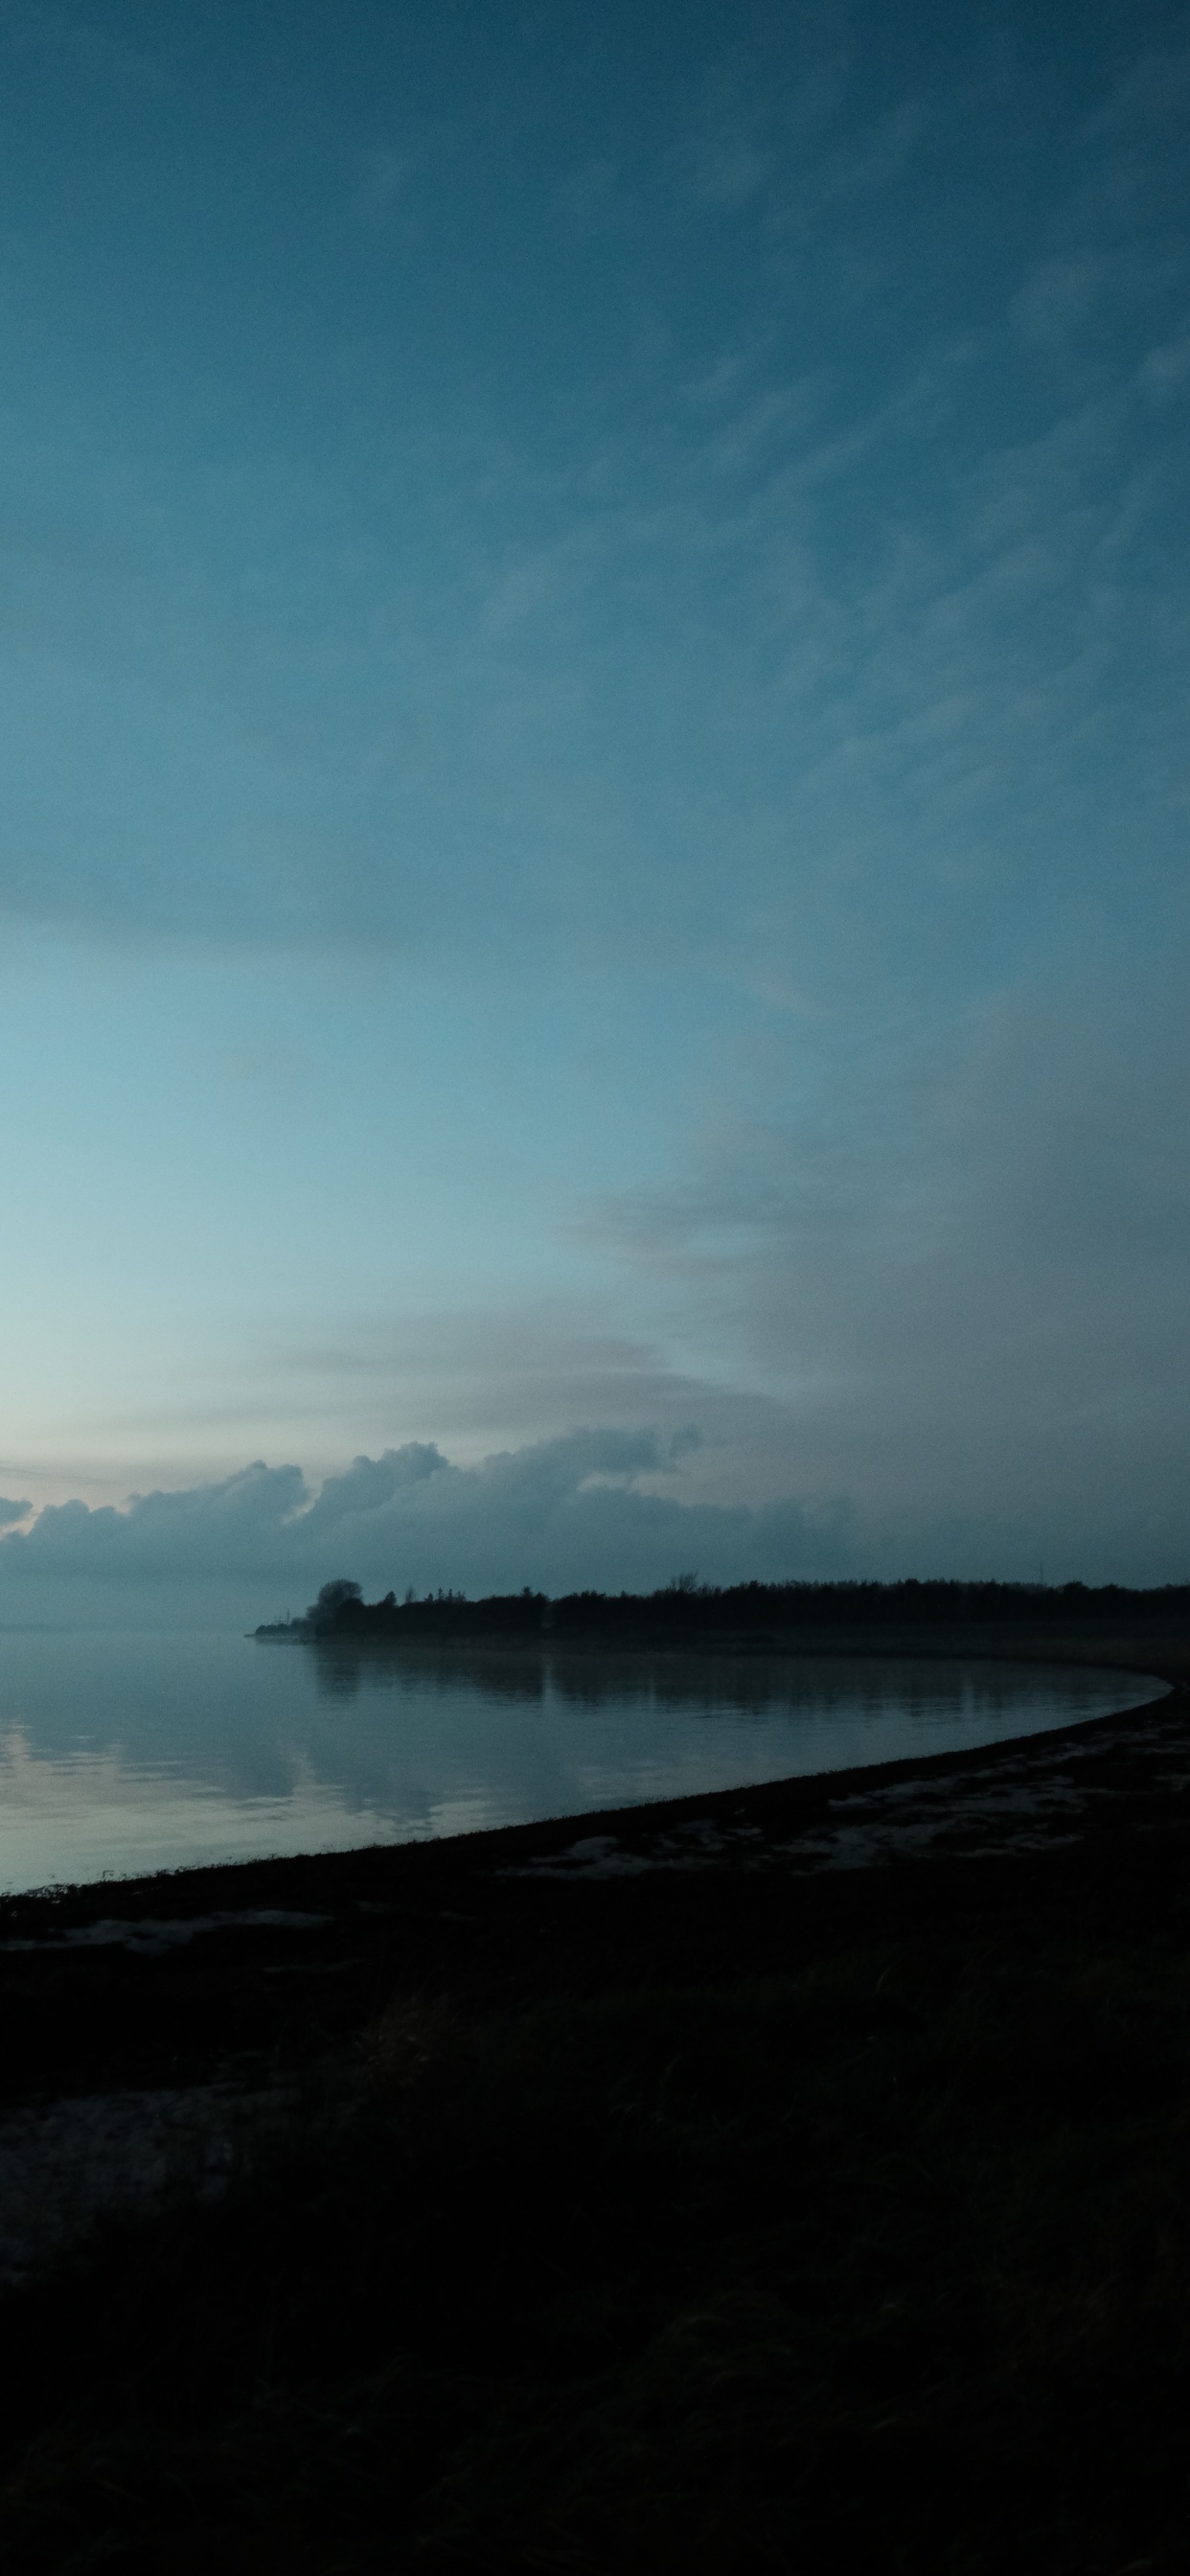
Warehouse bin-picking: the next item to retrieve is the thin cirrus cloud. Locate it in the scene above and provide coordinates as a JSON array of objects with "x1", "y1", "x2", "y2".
[
  {"x1": 0, "y1": 1, "x2": 1185, "y2": 1592},
  {"x1": 0, "y1": 8, "x2": 1181, "y2": 978}
]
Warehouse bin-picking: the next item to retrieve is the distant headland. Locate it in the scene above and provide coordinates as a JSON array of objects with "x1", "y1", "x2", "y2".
[{"x1": 256, "y1": 1574, "x2": 1190, "y2": 1644}]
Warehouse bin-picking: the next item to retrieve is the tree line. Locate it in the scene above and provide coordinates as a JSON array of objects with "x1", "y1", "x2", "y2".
[{"x1": 255, "y1": 1574, "x2": 1190, "y2": 1643}]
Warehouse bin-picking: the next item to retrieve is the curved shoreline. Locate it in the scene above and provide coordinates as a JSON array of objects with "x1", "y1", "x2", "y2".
[
  {"x1": 4, "y1": 1621, "x2": 1190, "y2": 2568},
  {"x1": 0, "y1": 1621, "x2": 1185, "y2": 1933}
]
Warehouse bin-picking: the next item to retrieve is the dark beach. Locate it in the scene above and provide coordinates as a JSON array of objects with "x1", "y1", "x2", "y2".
[{"x1": 2, "y1": 1611, "x2": 1189, "y2": 2571}]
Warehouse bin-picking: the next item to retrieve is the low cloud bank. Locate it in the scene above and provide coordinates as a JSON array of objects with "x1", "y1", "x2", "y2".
[
  {"x1": 3, "y1": 1413, "x2": 1182, "y2": 1634},
  {"x1": 0, "y1": 1431, "x2": 855, "y2": 1628}
]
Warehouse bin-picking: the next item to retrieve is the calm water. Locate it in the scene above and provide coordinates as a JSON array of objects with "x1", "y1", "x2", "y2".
[{"x1": 0, "y1": 1628, "x2": 1169, "y2": 1893}]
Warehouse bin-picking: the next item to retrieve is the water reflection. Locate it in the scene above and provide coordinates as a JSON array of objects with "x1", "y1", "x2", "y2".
[
  {"x1": 0, "y1": 1627, "x2": 1168, "y2": 1894},
  {"x1": 307, "y1": 1636, "x2": 1152, "y2": 1724}
]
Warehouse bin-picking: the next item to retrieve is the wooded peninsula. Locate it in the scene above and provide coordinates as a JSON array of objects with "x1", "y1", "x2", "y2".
[{"x1": 258, "y1": 1573, "x2": 1190, "y2": 1644}]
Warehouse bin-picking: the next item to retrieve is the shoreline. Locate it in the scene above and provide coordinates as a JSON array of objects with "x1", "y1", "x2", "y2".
[
  {"x1": 3, "y1": 1617, "x2": 1190, "y2": 2564},
  {"x1": 0, "y1": 1635, "x2": 1185, "y2": 2123},
  {"x1": 1, "y1": 1618, "x2": 1184, "y2": 1935}
]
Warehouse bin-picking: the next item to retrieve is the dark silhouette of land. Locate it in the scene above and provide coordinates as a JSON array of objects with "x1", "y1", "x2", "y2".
[
  {"x1": 259, "y1": 1572, "x2": 1190, "y2": 1645},
  {"x1": 1, "y1": 1611, "x2": 1188, "y2": 2569}
]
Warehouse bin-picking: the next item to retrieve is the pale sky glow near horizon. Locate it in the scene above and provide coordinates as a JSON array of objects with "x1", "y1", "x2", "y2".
[{"x1": 0, "y1": 0, "x2": 1188, "y2": 1621}]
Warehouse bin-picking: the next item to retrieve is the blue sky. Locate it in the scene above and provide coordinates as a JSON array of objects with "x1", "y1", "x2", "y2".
[{"x1": 0, "y1": 0, "x2": 1187, "y2": 1610}]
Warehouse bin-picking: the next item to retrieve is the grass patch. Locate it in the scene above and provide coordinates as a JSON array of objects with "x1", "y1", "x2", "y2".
[{"x1": 3, "y1": 1862, "x2": 1190, "y2": 2570}]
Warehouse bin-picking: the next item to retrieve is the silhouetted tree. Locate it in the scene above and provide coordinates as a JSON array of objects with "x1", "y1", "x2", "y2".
[{"x1": 306, "y1": 1578, "x2": 363, "y2": 1633}]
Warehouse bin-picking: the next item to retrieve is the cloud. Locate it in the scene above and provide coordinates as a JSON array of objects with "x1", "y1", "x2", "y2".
[
  {"x1": 581, "y1": 969, "x2": 1190, "y2": 1580},
  {"x1": 262, "y1": 1314, "x2": 761, "y2": 1456},
  {"x1": 1, "y1": 6, "x2": 1183, "y2": 987},
  {"x1": 1011, "y1": 248, "x2": 1178, "y2": 354},
  {"x1": 3, "y1": 954, "x2": 1187, "y2": 1631},
  {"x1": 0, "y1": 1432, "x2": 853, "y2": 1626},
  {"x1": 0, "y1": 1499, "x2": 31, "y2": 1528},
  {"x1": 0, "y1": 0, "x2": 169, "y2": 92}
]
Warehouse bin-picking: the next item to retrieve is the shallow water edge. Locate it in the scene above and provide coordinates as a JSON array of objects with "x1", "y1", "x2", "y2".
[
  {"x1": 0, "y1": 1622, "x2": 1172, "y2": 1895},
  {"x1": 0, "y1": 1637, "x2": 1177, "y2": 1925}
]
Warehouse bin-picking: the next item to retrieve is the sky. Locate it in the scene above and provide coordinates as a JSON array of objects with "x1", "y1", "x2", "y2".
[{"x1": 0, "y1": 0, "x2": 1187, "y2": 1621}]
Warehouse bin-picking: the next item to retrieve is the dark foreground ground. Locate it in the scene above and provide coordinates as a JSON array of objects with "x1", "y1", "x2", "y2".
[{"x1": 2, "y1": 1619, "x2": 1190, "y2": 2572}]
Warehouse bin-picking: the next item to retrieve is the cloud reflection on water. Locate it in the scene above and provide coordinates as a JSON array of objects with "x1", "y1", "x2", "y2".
[{"x1": 0, "y1": 1630, "x2": 1167, "y2": 1895}]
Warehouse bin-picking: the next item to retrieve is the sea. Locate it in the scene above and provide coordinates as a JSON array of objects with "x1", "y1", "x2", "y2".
[{"x1": 0, "y1": 1626, "x2": 1168, "y2": 1894}]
